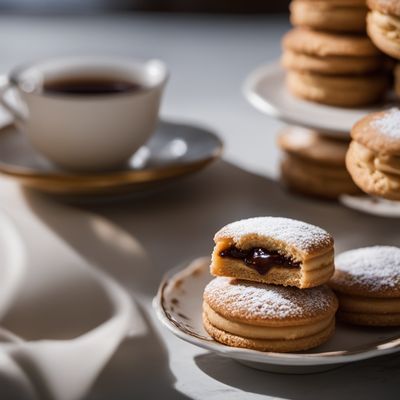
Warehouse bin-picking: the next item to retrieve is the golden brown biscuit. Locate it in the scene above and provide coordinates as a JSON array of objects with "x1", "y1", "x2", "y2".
[
  {"x1": 278, "y1": 127, "x2": 360, "y2": 199},
  {"x1": 281, "y1": 156, "x2": 361, "y2": 200},
  {"x1": 351, "y1": 108, "x2": 400, "y2": 155},
  {"x1": 282, "y1": 50, "x2": 384, "y2": 76},
  {"x1": 290, "y1": 0, "x2": 367, "y2": 33},
  {"x1": 367, "y1": 0, "x2": 400, "y2": 59},
  {"x1": 330, "y1": 246, "x2": 400, "y2": 326},
  {"x1": 278, "y1": 126, "x2": 350, "y2": 167},
  {"x1": 347, "y1": 108, "x2": 400, "y2": 200},
  {"x1": 286, "y1": 70, "x2": 388, "y2": 107},
  {"x1": 283, "y1": 28, "x2": 382, "y2": 58},
  {"x1": 210, "y1": 217, "x2": 334, "y2": 289},
  {"x1": 203, "y1": 277, "x2": 338, "y2": 352}
]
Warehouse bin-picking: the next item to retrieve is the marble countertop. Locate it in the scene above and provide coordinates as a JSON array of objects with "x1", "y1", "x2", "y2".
[{"x1": 0, "y1": 12, "x2": 398, "y2": 399}]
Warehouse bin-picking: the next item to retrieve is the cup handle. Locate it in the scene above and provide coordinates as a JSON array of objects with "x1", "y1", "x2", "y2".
[{"x1": 0, "y1": 75, "x2": 26, "y2": 123}]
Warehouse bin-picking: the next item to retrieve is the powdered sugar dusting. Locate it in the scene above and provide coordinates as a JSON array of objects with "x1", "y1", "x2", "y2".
[
  {"x1": 215, "y1": 217, "x2": 332, "y2": 252},
  {"x1": 334, "y1": 246, "x2": 400, "y2": 293},
  {"x1": 373, "y1": 108, "x2": 400, "y2": 140},
  {"x1": 204, "y1": 277, "x2": 335, "y2": 320}
]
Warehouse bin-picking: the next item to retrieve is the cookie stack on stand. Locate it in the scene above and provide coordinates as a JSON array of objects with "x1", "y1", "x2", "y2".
[
  {"x1": 283, "y1": 0, "x2": 389, "y2": 107},
  {"x1": 281, "y1": 27, "x2": 388, "y2": 107},
  {"x1": 202, "y1": 217, "x2": 338, "y2": 352},
  {"x1": 277, "y1": 1, "x2": 391, "y2": 201}
]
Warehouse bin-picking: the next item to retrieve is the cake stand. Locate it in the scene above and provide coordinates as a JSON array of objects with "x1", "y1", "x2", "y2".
[{"x1": 243, "y1": 62, "x2": 400, "y2": 217}]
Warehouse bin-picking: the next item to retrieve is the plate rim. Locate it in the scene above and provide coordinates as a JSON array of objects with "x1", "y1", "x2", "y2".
[{"x1": 154, "y1": 257, "x2": 400, "y2": 367}]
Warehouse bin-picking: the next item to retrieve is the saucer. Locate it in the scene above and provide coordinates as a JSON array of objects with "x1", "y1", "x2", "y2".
[
  {"x1": 154, "y1": 257, "x2": 400, "y2": 374},
  {"x1": 0, "y1": 120, "x2": 222, "y2": 198},
  {"x1": 243, "y1": 62, "x2": 395, "y2": 137}
]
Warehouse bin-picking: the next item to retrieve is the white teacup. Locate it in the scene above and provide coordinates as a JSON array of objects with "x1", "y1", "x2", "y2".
[{"x1": 0, "y1": 56, "x2": 168, "y2": 171}]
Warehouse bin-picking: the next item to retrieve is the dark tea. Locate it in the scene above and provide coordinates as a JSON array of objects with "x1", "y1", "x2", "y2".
[{"x1": 43, "y1": 76, "x2": 144, "y2": 96}]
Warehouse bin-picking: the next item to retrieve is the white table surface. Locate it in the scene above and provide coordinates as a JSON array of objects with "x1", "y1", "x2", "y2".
[{"x1": 0, "y1": 13, "x2": 399, "y2": 400}]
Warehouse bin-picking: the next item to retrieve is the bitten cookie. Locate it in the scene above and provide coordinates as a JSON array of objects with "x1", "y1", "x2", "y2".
[
  {"x1": 210, "y1": 217, "x2": 334, "y2": 289},
  {"x1": 278, "y1": 126, "x2": 360, "y2": 199},
  {"x1": 203, "y1": 277, "x2": 338, "y2": 352},
  {"x1": 290, "y1": 0, "x2": 368, "y2": 33},
  {"x1": 330, "y1": 246, "x2": 400, "y2": 326},
  {"x1": 346, "y1": 108, "x2": 400, "y2": 200},
  {"x1": 367, "y1": 0, "x2": 400, "y2": 59},
  {"x1": 282, "y1": 28, "x2": 388, "y2": 107}
]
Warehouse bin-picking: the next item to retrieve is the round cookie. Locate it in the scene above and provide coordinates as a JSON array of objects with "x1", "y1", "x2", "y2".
[
  {"x1": 203, "y1": 277, "x2": 338, "y2": 352},
  {"x1": 210, "y1": 216, "x2": 334, "y2": 289},
  {"x1": 282, "y1": 28, "x2": 384, "y2": 75},
  {"x1": 290, "y1": 0, "x2": 367, "y2": 33},
  {"x1": 281, "y1": 156, "x2": 360, "y2": 200},
  {"x1": 278, "y1": 126, "x2": 350, "y2": 164},
  {"x1": 286, "y1": 70, "x2": 388, "y2": 107},
  {"x1": 278, "y1": 127, "x2": 360, "y2": 199},
  {"x1": 330, "y1": 246, "x2": 400, "y2": 326},
  {"x1": 367, "y1": 0, "x2": 400, "y2": 59},
  {"x1": 347, "y1": 108, "x2": 400, "y2": 200}
]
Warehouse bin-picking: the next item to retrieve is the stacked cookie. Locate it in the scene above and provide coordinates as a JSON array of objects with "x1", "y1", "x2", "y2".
[
  {"x1": 330, "y1": 246, "x2": 400, "y2": 326},
  {"x1": 367, "y1": 0, "x2": 400, "y2": 97},
  {"x1": 346, "y1": 108, "x2": 400, "y2": 200},
  {"x1": 290, "y1": 0, "x2": 368, "y2": 33},
  {"x1": 203, "y1": 217, "x2": 338, "y2": 352},
  {"x1": 278, "y1": 126, "x2": 360, "y2": 199},
  {"x1": 282, "y1": 1, "x2": 389, "y2": 107}
]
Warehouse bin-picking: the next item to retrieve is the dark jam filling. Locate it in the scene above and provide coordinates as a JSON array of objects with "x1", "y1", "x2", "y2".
[{"x1": 219, "y1": 246, "x2": 301, "y2": 275}]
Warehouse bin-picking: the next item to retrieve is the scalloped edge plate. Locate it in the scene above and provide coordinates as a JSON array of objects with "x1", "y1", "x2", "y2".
[{"x1": 154, "y1": 257, "x2": 400, "y2": 374}]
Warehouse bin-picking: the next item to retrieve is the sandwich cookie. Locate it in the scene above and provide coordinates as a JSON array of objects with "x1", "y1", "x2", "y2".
[
  {"x1": 278, "y1": 126, "x2": 360, "y2": 199},
  {"x1": 346, "y1": 108, "x2": 400, "y2": 200},
  {"x1": 330, "y1": 246, "x2": 400, "y2": 326},
  {"x1": 367, "y1": 0, "x2": 400, "y2": 59},
  {"x1": 290, "y1": 0, "x2": 368, "y2": 33},
  {"x1": 203, "y1": 277, "x2": 338, "y2": 352},
  {"x1": 282, "y1": 28, "x2": 388, "y2": 107},
  {"x1": 211, "y1": 217, "x2": 334, "y2": 289}
]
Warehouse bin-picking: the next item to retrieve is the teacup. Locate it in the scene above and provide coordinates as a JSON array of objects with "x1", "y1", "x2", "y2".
[{"x1": 0, "y1": 56, "x2": 168, "y2": 171}]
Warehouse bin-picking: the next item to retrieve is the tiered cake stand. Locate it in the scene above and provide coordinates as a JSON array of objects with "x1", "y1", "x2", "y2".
[{"x1": 243, "y1": 62, "x2": 400, "y2": 217}]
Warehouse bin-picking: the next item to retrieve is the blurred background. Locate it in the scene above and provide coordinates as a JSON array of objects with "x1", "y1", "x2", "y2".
[{"x1": 0, "y1": 0, "x2": 290, "y2": 14}]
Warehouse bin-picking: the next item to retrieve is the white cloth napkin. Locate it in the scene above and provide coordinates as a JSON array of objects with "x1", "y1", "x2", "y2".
[{"x1": 0, "y1": 208, "x2": 137, "y2": 400}]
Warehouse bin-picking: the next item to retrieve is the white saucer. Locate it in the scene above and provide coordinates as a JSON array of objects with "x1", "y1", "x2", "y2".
[
  {"x1": 154, "y1": 258, "x2": 400, "y2": 374},
  {"x1": 0, "y1": 119, "x2": 222, "y2": 199},
  {"x1": 243, "y1": 62, "x2": 395, "y2": 137}
]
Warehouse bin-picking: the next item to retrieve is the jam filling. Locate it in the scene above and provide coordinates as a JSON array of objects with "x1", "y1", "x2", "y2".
[{"x1": 219, "y1": 246, "x2": 301, "y2": 275}]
